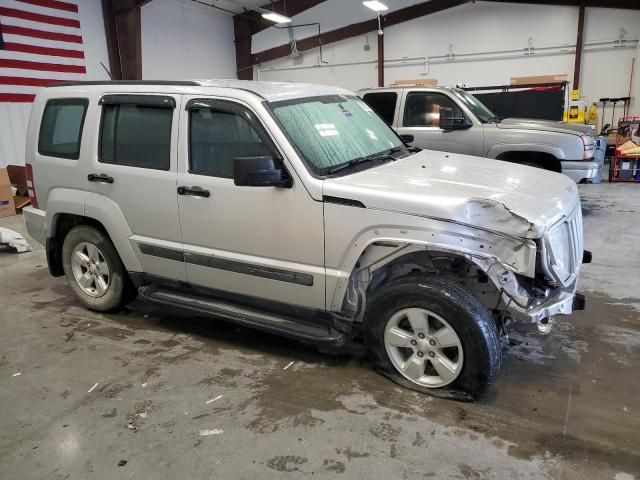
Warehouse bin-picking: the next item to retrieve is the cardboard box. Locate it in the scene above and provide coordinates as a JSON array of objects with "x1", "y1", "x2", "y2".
[
  {"x1": 391, "y1": 79, "x2": 438, "y2": 87},
  {"x1": 7, "y1": 165, "x2": 27, "y2": 196},
  {"x1": 510, "y1": 74, "x2": 568, "y2": 85},
  {"x1": 0, "y1": 168, "x2": 17, "y2": 218}
]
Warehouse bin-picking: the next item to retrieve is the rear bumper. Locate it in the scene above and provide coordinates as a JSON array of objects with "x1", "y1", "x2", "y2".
[
  {"x1": 561, "y1": 159, "x2": 602, "y2": 183},
  {"x1": 22, "y1": 206, "x2": 46, "y2": 246}
]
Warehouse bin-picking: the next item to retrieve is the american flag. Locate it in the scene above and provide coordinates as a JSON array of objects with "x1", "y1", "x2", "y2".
[{"x1": 0, "y1": 0, "x2": 85, "y2": 103}]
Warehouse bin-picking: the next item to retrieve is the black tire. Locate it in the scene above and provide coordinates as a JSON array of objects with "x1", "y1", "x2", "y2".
[
  {"x1": 364, "y1": 276, "x2": 501, "y2": 400},
  {"x1": 62, "y1": 225, "x2": 135, "y2": 312}
]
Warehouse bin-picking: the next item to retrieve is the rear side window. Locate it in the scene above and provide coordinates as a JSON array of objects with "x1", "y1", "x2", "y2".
[
  {"x1": 99, "y1": 103, "x2": 172, "y2": 170},
  {"x1": 38, "y1": 98, "x2": 88, "y2": 159},
  {"x1": 189, "y1": 106, "x2": 272, "y2": 178},
  {"x1": 362, "y1": 92, "x2": 397, "y2": 125}
]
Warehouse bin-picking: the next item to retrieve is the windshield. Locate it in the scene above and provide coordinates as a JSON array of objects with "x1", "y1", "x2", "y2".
[
  {"x1": 450, "y1": 89, "x2": 499, "y2": 123},
  {"x1": 269, "y1": 95, "x2": 404, "y2": 175}
]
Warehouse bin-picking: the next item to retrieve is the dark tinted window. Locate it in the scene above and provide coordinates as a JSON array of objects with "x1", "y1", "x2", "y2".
[
  {"x1": 38, "y1": 99, "x2": 88, "y2": 159},
  {"x1": 362, "y1": 92, "x2": 397, "y2": 125},
  {"x1": 189, "y1": 108, "x2": 271, "y2": 178},
  {"x1": 403, "y1": 92, "x2": 464, "y2": 127},
  {"x1": 99, "y1": 103, "x2": 172, "y2": 170}
]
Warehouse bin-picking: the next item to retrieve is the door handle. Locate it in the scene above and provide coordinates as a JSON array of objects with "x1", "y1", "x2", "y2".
[
  {"x1": 400, "y1": 134, "x2": 414, "y2": 143},
  {"x1": 88, "y1": 173, "x2": 114, "y2": 184},
  {"x1": 177, "y1": 186, "x2": 210, "y2": 198}
]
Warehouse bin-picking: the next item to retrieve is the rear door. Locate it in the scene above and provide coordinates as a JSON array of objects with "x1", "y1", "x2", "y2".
[
  {"x1": 396, "y1": 90, "x2": 483, "y2": 156},
  {"x1": 85, "y1": 93, "x2": 185, "y2": 281}
]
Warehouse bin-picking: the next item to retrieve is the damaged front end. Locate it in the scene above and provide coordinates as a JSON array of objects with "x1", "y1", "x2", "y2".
[{"x1": 336, "y1": 200, "x2": 589, "y2": 337}]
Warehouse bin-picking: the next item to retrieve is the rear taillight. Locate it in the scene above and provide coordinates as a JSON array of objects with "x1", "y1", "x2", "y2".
[{"x1": 25, "y1": 163, "x2": 38, "y2": 209}]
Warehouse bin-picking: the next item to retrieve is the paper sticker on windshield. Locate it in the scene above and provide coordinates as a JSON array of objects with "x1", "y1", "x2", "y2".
[
  {"x1": 356, "y1": 100, "x2": 374, "y2": 113},
  {"x1": 315, "y1": 123, "x2": 339, "y2": 137}
]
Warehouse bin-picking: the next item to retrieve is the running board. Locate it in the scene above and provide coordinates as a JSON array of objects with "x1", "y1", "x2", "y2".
[{"x1": 138, "y1": 285, "x2": 346, "y2": 345}]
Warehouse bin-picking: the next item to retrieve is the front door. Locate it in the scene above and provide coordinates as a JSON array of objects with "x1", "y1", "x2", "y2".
[
  {"x1": 86, "y1": 93, "x2": 185, "y2": 281},
  {"x1": 176, "y1": 97, "x2": 326, "y2": 310},
  {"x1": 396, "y1": 91, "x2": 483, "y2": 156}
]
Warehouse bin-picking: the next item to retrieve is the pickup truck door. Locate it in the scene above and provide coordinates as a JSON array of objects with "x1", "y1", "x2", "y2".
[
  {"x1": 395, "y1": 90, "x2": 484, "y2": 157},
  {"x1": 85, "y1": 93, "x2": 185, "y2": 282},
  {"x1": 176, "y1": 96, "x2": 326, "y2": 310}
]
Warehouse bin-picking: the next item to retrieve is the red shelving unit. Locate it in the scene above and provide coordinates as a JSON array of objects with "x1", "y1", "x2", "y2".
[{"x1": 609, "y1": 116, "x2": 640, "y2": 183}]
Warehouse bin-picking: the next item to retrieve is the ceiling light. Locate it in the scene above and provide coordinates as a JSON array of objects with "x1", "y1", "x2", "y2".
[
  {"x1": 261, "y1": 11, "x2": 291, "y2": 23},
  {"x1": 363, "y1": 1, "x2": 388, "y2": 12}
]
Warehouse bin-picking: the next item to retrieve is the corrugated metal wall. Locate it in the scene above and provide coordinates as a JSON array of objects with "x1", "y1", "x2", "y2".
[{"x1": 0, "y1": 103, "x2": 31, "y2": 168}]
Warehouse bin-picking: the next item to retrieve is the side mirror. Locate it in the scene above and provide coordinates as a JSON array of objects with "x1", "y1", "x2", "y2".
[
  {"x1": 439, "y1": 107, "x2": 472, "y2": 131},
  {"x1": 233, "y1": 156, "x2": 292, "y2": 188}
]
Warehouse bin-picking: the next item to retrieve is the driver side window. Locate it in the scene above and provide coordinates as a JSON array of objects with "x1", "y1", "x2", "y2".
[
  {"x1": 189, "y1": 107, "x2": 272, "y2": 178},
  {"x1": 403, "y1": 92, "x2": 464, "y2": 128}
]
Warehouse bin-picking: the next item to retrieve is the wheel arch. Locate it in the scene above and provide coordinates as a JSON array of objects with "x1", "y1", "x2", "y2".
[
  {"x1": 496, "y1": 150, "x2": 562, "y2": 172},
  {"x1": 45, "y1": 191, "x2": 142, "y2": 276},
  {"x1": 329, "y1": 226, "x2": 537, "y2": 322}
]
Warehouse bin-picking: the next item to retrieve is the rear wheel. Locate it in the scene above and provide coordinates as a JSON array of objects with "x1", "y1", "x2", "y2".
[
  {"x1": 62, "y1": 225, "x2": 134, "y2": 312},
  {"x1": 364, "y1": 276, "x2": 501, "y2": 400}
]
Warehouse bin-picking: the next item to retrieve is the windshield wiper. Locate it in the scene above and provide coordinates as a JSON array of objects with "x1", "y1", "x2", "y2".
[
  {"x1": 488, "y1": 115, "x2": 502, "y2": 123},
  {"x1": 326, "y1": 148, "x2": 400, "y2": 175}
]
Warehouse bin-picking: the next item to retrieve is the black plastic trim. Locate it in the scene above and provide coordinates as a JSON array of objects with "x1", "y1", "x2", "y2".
[
  {"x1": 136, "y1": 243, "x2": 313, "y2": 287},
  {"x1": 582, "y1": 250, "x2": 592, "y2": 264},
  {"x1": 99, "y1": 94, "x2": 176, "y2": 108},
  {"x1": 47, "y1": 80, "x2": 200, "y2": 87},
  {"x1": 138, "y1": 243, "x2": 184, "y2": 263},
  {"x1": 323, "y1": 196, "x2": 366, "y2": 208},
  {"x1": 572, "y1": 292, "x2": 586, "y2": 311}
]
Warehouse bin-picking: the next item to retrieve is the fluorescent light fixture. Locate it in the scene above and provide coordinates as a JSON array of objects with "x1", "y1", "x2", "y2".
[
  {"x1": 261, "y1": 11, "x2": 291, "y2": 23},
  {"x1": 363, "y1": 1, "x2": 388, "y2": 12}
]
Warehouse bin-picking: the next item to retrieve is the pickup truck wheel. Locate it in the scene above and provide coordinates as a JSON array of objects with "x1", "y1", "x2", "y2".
[
  {"x1": 364, "y1": 276, "x2": 501, "y2": 400},
  {"x1": 62, "y1": 225, "x2": 133, "y2": 312}
]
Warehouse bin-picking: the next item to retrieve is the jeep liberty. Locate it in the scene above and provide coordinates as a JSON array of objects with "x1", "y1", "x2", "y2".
[{"x1": 22, "y1": 80, "x2": 590, "y2": 400}]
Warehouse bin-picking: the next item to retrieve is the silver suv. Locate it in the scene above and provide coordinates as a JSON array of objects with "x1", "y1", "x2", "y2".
[
  {"x1": 358, "y1": 86, "x2": 601, "y2": 183},
  {"x1": 22, "y1": 80, "x2": 590, "y2": 400}
]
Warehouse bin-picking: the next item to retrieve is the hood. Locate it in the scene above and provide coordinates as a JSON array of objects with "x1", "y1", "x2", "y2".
[
  {"x1": 323, "y1": 150, "x2": 580, "y2": 238},
  {"x1": 497, "y1": 117, "x2": 593, "y2": 136}
]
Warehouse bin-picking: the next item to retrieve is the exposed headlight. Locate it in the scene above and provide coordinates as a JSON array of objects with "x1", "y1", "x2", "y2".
[{"x1": 546, "y1": 222, "x2": 572, "y2": 283}]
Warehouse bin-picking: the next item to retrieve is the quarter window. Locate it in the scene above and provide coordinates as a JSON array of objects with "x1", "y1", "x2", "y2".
[
  {"x1": 38, "y1": 98, "x2": 88, "y2": 159},
  {"x1": 403, "y1": 92, "x2": 464, "y2": 127},
  {"x1": 99, "y1": 103, "x2": 173, "y2": 170},
  {"x1": 362, "y1": 92, "x2": 397, "y2": 125},
  {"x1": 189, "y1": 107, "x2": 272, "y2": 178}
]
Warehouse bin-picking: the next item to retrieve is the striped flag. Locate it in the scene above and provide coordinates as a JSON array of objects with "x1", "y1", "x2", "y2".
[{"x1": 0, "y1": 0, "x2": 86, "y2": 103}]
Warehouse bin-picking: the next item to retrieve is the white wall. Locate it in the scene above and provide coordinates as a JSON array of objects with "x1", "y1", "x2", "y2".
[
  {"x1": 141, "y1": 0, "x2": 236, "y2": 80},
  {"x1": 0, "y1": 0, "x2": 110, "y2": 167},
  {"x1": 255, "y1": 2, "x2": 640, "y2": 119}
]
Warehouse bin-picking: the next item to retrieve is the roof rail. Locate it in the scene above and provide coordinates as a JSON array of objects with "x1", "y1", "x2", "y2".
[{"x1": 46, "y1": 80, "x2": 201, "y2": 88}]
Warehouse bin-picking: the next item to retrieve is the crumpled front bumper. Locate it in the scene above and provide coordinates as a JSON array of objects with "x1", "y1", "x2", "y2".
[
  {"x1": 499, "y1": 249, "x2": 591, "y2": 323},
  {"x1": 508, "y1": 286, "x2": 586, "y2": 323}
]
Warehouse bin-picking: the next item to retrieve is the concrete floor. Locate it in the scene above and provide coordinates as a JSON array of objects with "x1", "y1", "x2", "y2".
[{"x1": 1, "y1": 181, "x2": 639, "y2": 480}]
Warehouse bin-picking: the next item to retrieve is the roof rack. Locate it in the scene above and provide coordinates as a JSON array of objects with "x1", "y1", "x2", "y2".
[{"x1": 47, "y1": 80, "x2": 201, "y2": 88}]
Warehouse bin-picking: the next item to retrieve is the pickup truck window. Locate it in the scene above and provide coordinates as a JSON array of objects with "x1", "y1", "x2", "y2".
[
  {"x1": 269, "y1": 95, "x2": 403, "y2": 175},
  {"x1": 362, "y1": 92, "x2": 397, "y2": 125},
  {"x1": 189, "y1": 107, "x2": 272, "y2": 178},
  {"x1": 450, "y1": 89, "x2": 499, "y2": 124},
  {"x1": 38, "y1": 98, "x2": 88, "y2": 160},
  {"x1": 403, "y1": 92, "x2": 463, "y2": 127},
  {"x1": 99, "y1": 103, "x2": 172, "y2": 170}
]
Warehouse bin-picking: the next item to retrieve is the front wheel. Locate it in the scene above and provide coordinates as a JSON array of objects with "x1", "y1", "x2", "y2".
[
  {"x1": 62, "y1": 225, "x2": 134, "y2": 312},
  {"x1": 364, "y1": 276, "x2": 501, "y2": 400}
]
